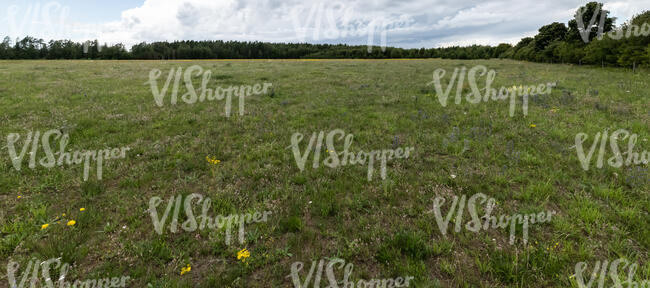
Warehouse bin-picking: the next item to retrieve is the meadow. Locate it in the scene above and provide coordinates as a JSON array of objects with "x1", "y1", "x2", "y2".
[{"x1": 0, "y1": 59, "x2": 648, "y2": 287}]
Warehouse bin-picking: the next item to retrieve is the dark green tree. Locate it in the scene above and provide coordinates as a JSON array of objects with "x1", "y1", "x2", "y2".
[
  {"x1": 566, "y1": 2, "x2": 615, "y2": 44},
  {"x1": 534, "y1": 22, "x2": 568, "y2": 50}
]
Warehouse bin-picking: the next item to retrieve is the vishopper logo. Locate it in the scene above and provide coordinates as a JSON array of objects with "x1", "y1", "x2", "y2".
[
  {"x1": 148, "y1": 193, "x2": 272, "y2": 245},
  {"x1": 6, "y1": 1, "x2": 70, "y2": 40},
  {"x1": 291, "y1": 2, "x2": 355, "y2": 42},
  {"x1": 7, "y1": 1, "x2": 108, "y2": 55},
  {"x1": 572, "y1": 259, "x2": 648, "y2": 288},
  {"x1": 288, "y1": 129, "x2": 415, "y2": 181},
  {"x1": 290, "y1": 1, "x2": 409, "y2": 53},
  {"x1": 427, "y1": 65, "x2": 555, "y2": 117},
  {"x1": 6, "y1": 258, "x2": 130, "y2": 288},
  {"x1": 82, "y1": 40, "x2": 103, "y2": 54},
  {"x1": 288, "y1": 258, "x2": 414, "y2": 288},
  {"x1": 145, "y1": 65, "x2": 272, "y2": 117},
  {"x1": 573, "y1": 129, "x2": 649, "y2": 171},
  {"x1": 5, "y1": 130, "x2": 130, "y2": 181},
  {"x1": 427, "y1": 193, "x2": 556, "y2": 245},
  {"x1": 575, "y1": 3, "x2": 650, "y2": 43}
]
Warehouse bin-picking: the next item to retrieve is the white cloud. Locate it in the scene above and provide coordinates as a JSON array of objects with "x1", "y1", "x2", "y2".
[
  {"x1": 434, "y1": 32, "x2": 537, "y2": 48},
  {"x1": 605, "y1": 1, "x2": 650, "y2": 24}
]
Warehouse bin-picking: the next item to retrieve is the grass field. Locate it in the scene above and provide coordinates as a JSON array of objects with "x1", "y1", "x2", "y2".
[{"x1": 1, "y1": 59, "x2": 649, "y2": 287}]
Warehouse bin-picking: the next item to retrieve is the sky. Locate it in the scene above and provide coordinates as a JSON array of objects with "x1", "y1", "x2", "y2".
[{"x1": 0, "y1": 0, "x2": 648, "y2": 49}]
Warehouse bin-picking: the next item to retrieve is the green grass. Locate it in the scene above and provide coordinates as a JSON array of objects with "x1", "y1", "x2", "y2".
[{"x1": 0, "y1": 59, "x2": 648, "y2": 287}]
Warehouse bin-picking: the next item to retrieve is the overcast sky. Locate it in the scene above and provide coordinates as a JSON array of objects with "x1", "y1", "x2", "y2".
[{"x1": 0, "y1": 0, "x2": 648, "y2": 48}]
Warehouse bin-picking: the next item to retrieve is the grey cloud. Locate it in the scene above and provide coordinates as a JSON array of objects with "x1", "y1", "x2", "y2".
[{"x1": 177, "y1": 3, "x2": 200, "y2": 27}]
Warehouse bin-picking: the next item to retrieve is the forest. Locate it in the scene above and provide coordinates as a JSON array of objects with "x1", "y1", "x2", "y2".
[{"x1": 0, "y1": 2, "x2": 648, "y2": 68}]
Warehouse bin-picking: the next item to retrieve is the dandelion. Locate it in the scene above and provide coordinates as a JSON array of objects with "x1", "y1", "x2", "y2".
[
  {"x1": 207, "y1": 156, "x2": 222, "y2": 181},
  {"x1": 80, "y1": 208, "x2": 85, "y2": 212},
  {"x1": 17, "y1": 196, "x2": 22, "y2": 199},
  {"x1": 41, "y1": 224, "x2": 49, "y2": 230},
  {"x1": 62, "y1": 213, "x2": 66, "y2": 217},
  {"x1": 66, "y1": 220, "x2": 76, "y2": 226},
  {"x1": 237, "y1": 248, "x2": 250, "y2": 263},
  {"x1": 180, "y1": 264, "x2": 191, "y2": 276},
  {"x1": 206, "y1": 156, "x2": 221, "y2": 165},
  {"x1": 529, "y1": 124, "x2": 537, "y2": 128}
]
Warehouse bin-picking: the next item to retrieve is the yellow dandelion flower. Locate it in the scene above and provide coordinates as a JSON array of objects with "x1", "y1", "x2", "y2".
[
  {"x1": 529, "y1": 124, "x2": 537, "y2": 128},
  {"x1": 62, "y1": 213, "x2": 66, "y2": 217},
  {"x1": 41, "y1": 224, "x2": 49, "y2": 230},
  {"x1": 66, "y1": 220, "x2": 76, "y2": 226},
  {"x1": 80, "y1": 208, "x2": 85, "y2": 212},
  {"x1": 17, "y1": 195, "x2": 22, "y2": 199},
  {"x1": 180, "y1": 264, "x2": 191, "y2": 276},
  {"x1": 206, "y1": 156, "x2": 221, "y2": 165},
  {"x1": 237, "y1": 248, "x2": 250, "y2": 262}
]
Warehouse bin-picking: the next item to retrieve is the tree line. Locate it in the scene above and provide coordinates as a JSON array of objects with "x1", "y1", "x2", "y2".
[{"x1": 0, "y1": 2, "x2": 647, "y2": 68}]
